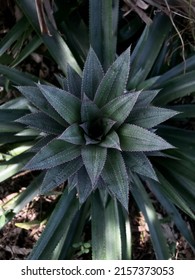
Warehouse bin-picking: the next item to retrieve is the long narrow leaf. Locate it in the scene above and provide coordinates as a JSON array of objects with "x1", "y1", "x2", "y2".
[{"x1": 131, "y1": 175, "x2": 170, "y2": 259}]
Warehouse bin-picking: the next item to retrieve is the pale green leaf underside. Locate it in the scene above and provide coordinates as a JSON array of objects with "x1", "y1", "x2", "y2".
[
  {"x1": 81, "y1": 145, "x2": 107, "y2": 186},
  {"x1": 119, "y1": 124, "x2": 173, "y2": 151},
  {"x1": 25, "y1": 139, "x2": 81, "y2": 170}
]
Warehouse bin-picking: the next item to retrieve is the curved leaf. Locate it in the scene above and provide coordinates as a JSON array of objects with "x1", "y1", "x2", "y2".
[{"x1": 147, "y1": 178, "x2": 195, "y2": 250}]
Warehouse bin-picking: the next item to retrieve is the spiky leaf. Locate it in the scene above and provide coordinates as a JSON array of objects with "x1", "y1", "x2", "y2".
[
  {"x1": 128, "y1": 107, "x2": 179, "y2": 128},
  {"x1": 16, "y1": 112, "x2": 65, "y2": 135},
  {"x1": 81, "y1": 145, "x2": 107, "y2": 187},
  {"x1": 81, "y1": 47, "x2": 104, "y2": 100},
  {"x1": 101, "y1": 91, "x2": 140, "y2": 124},
  {"x1": 38, "y1": 85, "x2": 81, "y2": 124},
  {"x1": 134, "y1": 90, "x2": 159, "y2": 108},
  {"x1": 40, "y1": 157, "x2": 83, "y2": 194},
  {"x1": 102, "y1": 150, "x2": 129, "y2": 210},
  {"x1": 81, "y1": 94, "x2": 100, "y2": 122},
  {"x1": 67, "y1": 65, "x2": 82, "y2": 99},
  {"x1": 119, "y1": 124, "x2": 173, "y2": 151},
  {"x1": 59, "y1": 124, "x2": 85, "y2": 145},
  {"x1": 99, "y1": 130, "x2": 121, "y2": 150},
  {"x1": 77, "y1": 167, "x2": 93, "y2": 204},
  {"x1": 94, "y1": 47, "x2": 130, "y2": 107},
  {"x1": 124, "y1": 152, "x2": 158, "y2": 181},
  {"x1": 25, "y1": 139, "x2": 81, "y2": 170},
  {"x1": 16, "y1": 86, "x2": 65, "y2": 125}
]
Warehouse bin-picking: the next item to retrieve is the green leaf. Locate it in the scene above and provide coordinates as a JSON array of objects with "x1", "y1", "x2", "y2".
[
  {"x1": 28, "y1": 189, "x2": 79, "y2": 259},
  {"x1": 124, "y1": 152, "x2": 158, "y2": 181},
  {"x1": 152, "y1": 54, "x2": 195, "y2": 89},
  {"x1": 147, "y1": 178, "x2": 195, "y2": 249},
  {"x1": 67, "y1": 65, "x2": 82, "y2": 99},
  {"x1": 38, "y1": 85, "x2": 81, "y2": 125},
  {"x1": 0, "y1": 17, "x2": 29, "y2": 56},
  {"x1": 94, "y1": 47, "x2": 131, "y2": 107},
  {"x1": 24, "y1": 139, "x2": 81, "y2": 170},
  {"x1": 157, "y1": 126, "x2": 195, "y2": 152},
  {"x1": 92, "y1": 191, "x2": 122, "y2": 259},
  {"x1": 76, "y1": 167, "x2": 93, "y2": 204},
  {"x1": 30, "y1": 135, "x2": 55, "y2": 153},
  {"x1": 0, "y1": 173, "x2": 44, "y2": 227},
  {"x1": 0, "y1": 65, "x2": 41, "y2": 86},
  {"x1": 59, "y1": 124, "x2": 85, "y2": 145},
  {"x1": 133, "y1": 90, "x2": 159, "y2": 108},
  {"x1": 16, "y1": 86, "x2": 65, "y2": 126},
  {"x1": 81, "y1": 47, "x2": 104, "y2": 100},
  {"x1": 102, "y1": 150, "x2": 129, "y2": 210},
  {"x1": 0, "y1": 109, "x2": 29, "y2": 122},
  {"x1": 16, "y1": 112, "x2": 65, "y2": 135},
  {"x1": 89, "y1": 0, "x2": 119, "y2": 71},
  {"x1": 101, "y1": 91, "x2": 140, "y2": 125},
  {"x1": 99, "y1": 130, "x2": 121, "y2": 150},
  {"x1": 128, "y1": 13, "x2": 171, "y2": 88},
  {"x1": 16, "y1": 0, "x2": 81, "y2": 75},
  {"x1": 168, "y1": 105, "x2": 195, "y2": 119},
  {"x1": 131, "y1": 175, "x2": 170, "y2": 259},
  {"x1": 128, "y1": 106, "x2": 179, "y2": 128},
  {"x1": 10, "y1": 35, "x2": 42, "y2": 68},
  {"x1": 55, "y1": 75, "x2": 68, "y2": 91},
  {"x1": 40, "y1": 158, "x2": 83, "y2": 195},
  {"x1": 153, "y1": 71, "x2": 195, "y2": 105},
  {"x1": 118, "y1": 124, "x2": 173, "y2": 151},
  {"x1": 81, "y1": 94, "x2": 100, "y2": 122},
  {"x1": 81, "y1": 145, "x2": 107, "y2": 186}
]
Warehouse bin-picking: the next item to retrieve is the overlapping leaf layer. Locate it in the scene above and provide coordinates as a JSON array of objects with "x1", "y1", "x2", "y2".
[{"x1": 16, "y1": 48, "x2": 177, "y2": 210}]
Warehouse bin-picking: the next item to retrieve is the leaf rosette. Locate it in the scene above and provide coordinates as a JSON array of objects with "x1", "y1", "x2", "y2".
[{"x1": 16, "y1": 47, "x2": 177, "y2": 210}]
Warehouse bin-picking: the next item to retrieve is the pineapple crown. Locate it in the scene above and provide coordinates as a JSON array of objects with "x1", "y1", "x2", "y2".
[{"x1": 16, "y1": 47, "x2": 178, "y2": 210}]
